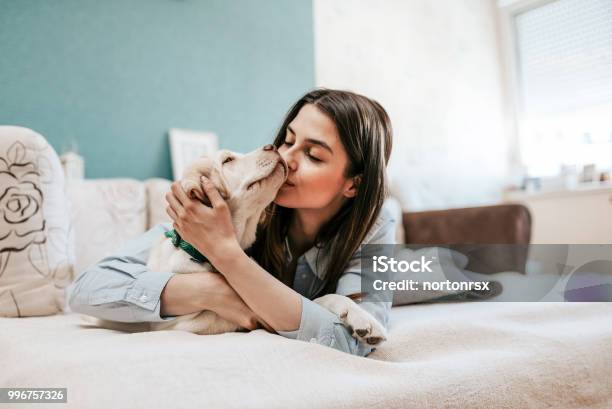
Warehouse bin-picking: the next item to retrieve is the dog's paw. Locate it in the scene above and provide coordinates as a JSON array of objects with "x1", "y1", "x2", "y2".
[
  {"x1": 314, "y1": 294, "x2": 387, "y2": 346},
  {"x1": 341, "y1": 305, "x2": 388, "y2": 346}
]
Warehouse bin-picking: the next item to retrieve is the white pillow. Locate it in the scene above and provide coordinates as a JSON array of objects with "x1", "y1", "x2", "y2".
[
  {"x1": 66, "y1": 178, "x2": 147, "y2": 277},
  {"x1": 0, "y1": 126, "x2": 75, "y2": 317}
]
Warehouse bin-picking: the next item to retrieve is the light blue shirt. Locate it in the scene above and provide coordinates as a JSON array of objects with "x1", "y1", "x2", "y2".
[{"x1": 67, "y1": 207, "x2": 396, "y2": 357}]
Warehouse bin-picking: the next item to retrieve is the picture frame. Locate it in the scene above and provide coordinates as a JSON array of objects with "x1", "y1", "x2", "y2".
[{"x1": 168, "y1": 128, "x2": 219, "y2": 181}]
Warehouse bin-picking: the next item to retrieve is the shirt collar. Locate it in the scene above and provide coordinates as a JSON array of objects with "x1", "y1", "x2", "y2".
[
  {"x1": 304, "y1": 246, "x2": 329, "y2": 280},
  {"x1": 283, "y1": 208, "x2": 392, "y2": 281},
  {"x1": 284, "y1": 235, "x2": 327, "y2": 280}
]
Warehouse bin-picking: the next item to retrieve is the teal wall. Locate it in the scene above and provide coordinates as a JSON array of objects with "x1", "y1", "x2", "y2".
[{"x1": 0, "y1": 0, "x2": 314, "y2": 179}]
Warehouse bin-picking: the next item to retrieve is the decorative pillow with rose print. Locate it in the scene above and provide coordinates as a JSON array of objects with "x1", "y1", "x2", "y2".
[{"x1": 0, "y1": 126, "x2": 75, "y2": 317}]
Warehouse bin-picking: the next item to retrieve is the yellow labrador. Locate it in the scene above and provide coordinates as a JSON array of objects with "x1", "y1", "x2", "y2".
[{"x1": 93, "y1": 145, "x2": 387, "y2": 345}]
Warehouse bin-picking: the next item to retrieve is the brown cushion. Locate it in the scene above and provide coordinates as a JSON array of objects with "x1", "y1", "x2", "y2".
[{"x1": 403, "y1": 204, "x2": 532, "y2": 274}]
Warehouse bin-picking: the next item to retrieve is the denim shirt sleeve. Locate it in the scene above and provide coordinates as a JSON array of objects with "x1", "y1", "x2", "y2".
[
  {"x1": 67, "y1": 223, "x2": 179, "y2": 323},
  {"x1": 277, "y1": 209, "x2": 396, "y2": 357}
]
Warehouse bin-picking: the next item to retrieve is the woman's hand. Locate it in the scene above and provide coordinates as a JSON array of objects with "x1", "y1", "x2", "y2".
[
  {"x1": 160, "y1": 271, "x2": 273, "y2": 332},
  {"x1": 165, "y1": 177, "x2": 240, "y2": 266}
]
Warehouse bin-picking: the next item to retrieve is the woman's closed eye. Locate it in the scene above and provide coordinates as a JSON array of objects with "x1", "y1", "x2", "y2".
[
  {"x1": 307, "y1": 152, "x2": 322, "y2": 162},
  {"x1": 283, "y1": 140, "x2": 323, "y2": 163}
]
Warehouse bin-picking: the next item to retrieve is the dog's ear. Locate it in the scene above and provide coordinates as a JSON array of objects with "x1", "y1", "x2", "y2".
[
  {"x1": 192, "y1": 187, "x2": 211, "y2": 206},
  {"x1": 206, "y1": 158, "x2": 231, "y2": 201},
  {"x1": 182, "y1": 156, "x2": 215, "y2": 182},
  {"x1": 188, "y1": 180, "x2": 225, "y2": 207},
  {"x1": 182, "y1": 152, "x2": 232, "y2": 206},
  {"x1": 181, "y1": 156, "x2": 215, "y2": 204}
]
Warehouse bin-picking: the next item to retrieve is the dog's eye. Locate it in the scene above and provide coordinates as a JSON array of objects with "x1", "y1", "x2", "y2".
[{"x1": 222, "y1": 156, "x2": 234, "y2": 165}]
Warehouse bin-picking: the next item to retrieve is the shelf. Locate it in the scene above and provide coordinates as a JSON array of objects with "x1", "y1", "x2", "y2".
[{"x1": 504, "y1": 182, "x2": 612, "y2": 202}]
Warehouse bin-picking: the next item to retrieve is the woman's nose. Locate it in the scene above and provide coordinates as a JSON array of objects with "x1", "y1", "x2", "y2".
[
  {"x1": 263, "y1": 144, "x2": 277, "y2": 152},
  {"x1": 279, "y1": 147, "x2": 297, "y2": 171}
]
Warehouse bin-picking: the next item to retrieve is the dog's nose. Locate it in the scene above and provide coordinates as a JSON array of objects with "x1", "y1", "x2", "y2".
[{"x1": 263, "y1": 144, "x2": 276, "y2": 152}]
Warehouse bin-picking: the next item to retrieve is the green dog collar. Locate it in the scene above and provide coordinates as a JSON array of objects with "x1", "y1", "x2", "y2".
[{"x1": 164, "y1": 229, "x2": 209, "y2": 264}]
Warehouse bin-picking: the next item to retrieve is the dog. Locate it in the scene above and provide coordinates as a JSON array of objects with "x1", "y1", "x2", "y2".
[{"x1": 89, "y1": 144, "x2": 387, "y2": 346}]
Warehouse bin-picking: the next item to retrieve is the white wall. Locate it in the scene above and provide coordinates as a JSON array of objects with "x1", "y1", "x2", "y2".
[{"x1": 314, "y1": 0, "x2": 510, "y2": 211}]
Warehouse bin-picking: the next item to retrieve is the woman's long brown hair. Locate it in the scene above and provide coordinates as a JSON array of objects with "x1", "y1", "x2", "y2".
[{"x1": 248, "y1": 88, "x2": 393, "y2": 298}]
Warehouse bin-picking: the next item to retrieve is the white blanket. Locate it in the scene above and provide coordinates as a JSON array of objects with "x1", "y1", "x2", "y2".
[{"x1": 1, "y1": 302, "x2": 611, "y2": 409}]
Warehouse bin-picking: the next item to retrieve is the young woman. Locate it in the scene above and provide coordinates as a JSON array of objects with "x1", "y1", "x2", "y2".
[{"x1": 68, "y1": 88, "x2": 396, "y2": 357}]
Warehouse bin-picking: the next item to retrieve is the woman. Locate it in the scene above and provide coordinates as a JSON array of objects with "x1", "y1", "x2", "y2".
[{"x1": 68, "y1": 88, "x2": 396, "y2": 357}]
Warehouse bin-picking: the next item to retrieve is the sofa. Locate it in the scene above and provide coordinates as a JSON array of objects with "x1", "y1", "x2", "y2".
[{"x1": 1, "y1": 126, "x2": 611, "y2": 409}]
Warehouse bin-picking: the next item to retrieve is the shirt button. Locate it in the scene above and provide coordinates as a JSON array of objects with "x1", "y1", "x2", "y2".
[{"x1": 139, "y1": 294, "x2": 148, "y2": 302}]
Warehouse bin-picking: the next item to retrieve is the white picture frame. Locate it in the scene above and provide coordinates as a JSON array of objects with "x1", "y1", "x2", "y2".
[{"x1": 169, "y1": 128, "x2": 219, "y2": 181}]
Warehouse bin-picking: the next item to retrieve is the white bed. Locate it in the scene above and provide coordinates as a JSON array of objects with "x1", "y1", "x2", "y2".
[{"x1": 2, "y1": 301, "x2": 611, "y2": 409}]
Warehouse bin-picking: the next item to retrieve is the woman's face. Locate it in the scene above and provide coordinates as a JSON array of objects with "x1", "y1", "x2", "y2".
[{"x1": 275, "y1": 104, "x2": 356, "y2": 210}]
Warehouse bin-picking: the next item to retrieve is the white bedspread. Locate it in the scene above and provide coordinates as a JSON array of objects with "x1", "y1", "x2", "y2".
[{"x1": 1, "y1": 302, "x2": 611, "y2": 409}]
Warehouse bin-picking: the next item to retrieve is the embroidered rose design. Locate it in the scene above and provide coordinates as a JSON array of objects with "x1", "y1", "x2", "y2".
[{"x1": 0, "y1": 141, "x2": 46, "y2": 253}]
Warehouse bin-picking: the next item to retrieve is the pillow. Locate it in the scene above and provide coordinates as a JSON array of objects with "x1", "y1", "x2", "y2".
[
  {"x1": 391, "y1": 246, "x2": 500, "y2": 306},
  {"x1": 0, "y1": 126, "x2": 75, "y2": 317},
  {"x1": 65, "y1": 178, "x2": 147, "y2": 276}
]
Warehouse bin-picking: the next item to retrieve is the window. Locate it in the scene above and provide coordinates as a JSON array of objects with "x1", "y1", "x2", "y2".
[{"x1": 513, "y1": 0, "x2": 612, "y2": 177}]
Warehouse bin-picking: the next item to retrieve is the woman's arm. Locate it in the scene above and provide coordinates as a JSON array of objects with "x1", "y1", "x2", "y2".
[
  {"x1": 159, "y1": 272, "x2": 222, "y2": 317},
  {"x1": 68, "y1": 222, "x2": 266, "y2": 330},
  {"x1": 67, "y1": 223, "x2": 183, "y2": 322},
  {"x1": 213, "y1": 248, "x2": 303, "y2": 332},
  {"x1": 163, "y1": 271, "x2": 272, "y2": 331},
  {"x1": 213, "y1": 249, "x2": 375, "y2": 355}
]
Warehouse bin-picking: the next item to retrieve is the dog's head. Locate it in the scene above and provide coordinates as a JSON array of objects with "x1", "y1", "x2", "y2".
[{"x1": 180, "y1": 144, "x2": 287, "y2": 248}]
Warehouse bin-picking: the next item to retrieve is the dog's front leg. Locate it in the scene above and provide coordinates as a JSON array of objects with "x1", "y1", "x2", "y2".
[{"x1": 313, "y1": 294, "x2": 387, "y2": 346}]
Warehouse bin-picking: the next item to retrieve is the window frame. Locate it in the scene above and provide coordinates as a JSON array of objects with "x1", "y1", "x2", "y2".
[{"x1": 497, "y1": 0, "x2": 565, "y2": 176}]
